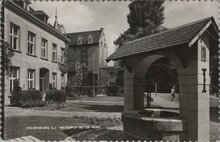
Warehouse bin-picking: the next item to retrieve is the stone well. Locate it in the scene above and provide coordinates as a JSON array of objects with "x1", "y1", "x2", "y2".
[{"x1": 122, "y1": 108, "x2": 186, "y2": 141}]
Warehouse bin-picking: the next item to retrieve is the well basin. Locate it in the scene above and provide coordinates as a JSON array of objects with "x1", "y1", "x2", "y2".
[{"x1": 122, "y1": 108, "x2": 186, "y2": 141}]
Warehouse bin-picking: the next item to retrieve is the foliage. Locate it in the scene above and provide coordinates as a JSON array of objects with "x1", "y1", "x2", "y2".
[
  {"x1": 65, "y1": 85, "x2": 81, "y2": 100},
  {"x1": 11, "y1": 87, "x2": 45, "y2": 108},
  {"x1": 210, "y1": 56, "x2": 218, "y2": 94},
  {"x1": 145, "y1": 58, "x2": 178, "y2": 93},
  {"x1": 49, "y1": 83, "x2": 53, "y2": 90},
  {"x1": 44, "y1": 101, "x2": 65, "y2": 110},
  {"x1": 10, "y1": 79, "x2": 22, "y2": 106},
  {"x1": 4, "y1": 41, "x2": 14, "y2": 76},
  {"x1": 82, "y1": 71, "x2": 98, "y2": 86},
  {"x1": 20, "y1": 89, "x2": 43, "y2": 102},
  {"x1": 115, "y1": 70, "x2": 124, "y2": 87},
  {"x1": 114, "y1": 0, "x2": 166, "y2": 47},
  {"x1": 20, "y1": 100, "x2": 46, "y2": 108},
  {"x1": 45, "y1": 89, "x2": 66, "y2": 103},
  {"x1": 106, "y1": 86, "x2": 118, "y2": 96}
]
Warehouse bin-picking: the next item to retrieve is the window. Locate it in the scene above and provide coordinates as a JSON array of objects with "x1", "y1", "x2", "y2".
[
  {"x1": 52, "y1": 43, "x2": 57, "y2": 61},
  {"x1": 81, "y1": 48, "x2": 87, "y2": 61},
  {"x1": 109, "y1": 71, "x2": 114, "y2": 77},
  {"x1": 60, "y1": 47, "x2": 65, "y2": 63},
  {"x1": 52, "y1": 73, "x2": 57, "y2": 88},
  {"x1": 27, "y1": 32, "x2": 36, "y2": 55},
  {"x1": 10, "y1": 23, "x2": 20, "y2": 50},
  {"x1": 28, "y1": 69, "x2": 35, "y2": 89},
  {"x1": 88, "y1": 35, "x2": 93, "y2": 44},
  {"x1": 9, "y1": 67, "x2": 20, "y2": 90},
  {"x1": 82, "y1": 67, "x2": 88, "y2": 73},
  {"x1": 61, "y1": 74, "x2": 65, "y2": 88},
  {"x1": 77, "y1": 36, "x2": 83, "y2": 45},
  {"x1": 41, "y1": 38, "x2": 48, "y2": 59}
]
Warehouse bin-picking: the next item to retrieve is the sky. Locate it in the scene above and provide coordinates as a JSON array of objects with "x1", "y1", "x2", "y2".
[{"x1": 31, "y1": 1, "x2": 218, "y2": 66}]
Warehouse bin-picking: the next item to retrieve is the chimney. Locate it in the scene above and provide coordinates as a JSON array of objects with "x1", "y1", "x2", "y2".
[{"x1": 100, "y1": 27, "x2": 104, "y2": 31}]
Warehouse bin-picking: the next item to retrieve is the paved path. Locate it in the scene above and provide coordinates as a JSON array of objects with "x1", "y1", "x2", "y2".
[{"x1": 6, "y1": 135, "x2": 41, "y2": 142}]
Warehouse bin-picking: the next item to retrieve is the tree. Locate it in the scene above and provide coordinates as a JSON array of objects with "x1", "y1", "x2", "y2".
[
  {"x1": 114, "y1": 0, "x2": 168, "y2": 89},
  {"x1": 114, "y1": 0, "x2": 166, "y2": 47},
  {"x1": 146, "y1": 58, "x2": 178, "y2": 93},
  {"x1": 3, "y1": 41, "x2": 14, "y2": 76}
]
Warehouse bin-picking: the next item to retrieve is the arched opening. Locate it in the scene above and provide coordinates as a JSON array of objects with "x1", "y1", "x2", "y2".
[
  {"x1": 144, "y1": 57, "x2": 179, "y2": 109},
  {"x1": 39, "y1": 68, "x2": 49, "y2": 93}
]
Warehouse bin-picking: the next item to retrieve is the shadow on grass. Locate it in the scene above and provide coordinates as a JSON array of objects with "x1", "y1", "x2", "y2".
[
  {"x1": 78, "y1": 104, "x2": 124, "y2": 112},
  {"x1": 63, "y1": 128, "x2": 92, "y2": 136},
  {"x1": 70, "y1": 128, "x2": 142, "y2": 141}
]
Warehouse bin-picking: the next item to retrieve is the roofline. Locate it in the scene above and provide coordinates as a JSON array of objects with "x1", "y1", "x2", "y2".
[
  {"x1": 66, "y1": 29, "x2": 102, "y2": 35},
  {"x1": 5, "y1": 1, "x2": 69, "y2": 43},
  {"x1": 121, "y1": 17, "x2": 213, "y2": 47},
  {"x1": 188, "y1": 17, "x2": 218, "y2": 47},
  {"x1": 106, "y1": 17, "x2": 217, "y2": 62},
  {"x1": 69, "y1": 43, "x2": 99, "y2": 47},
  {"x1": 106, "y1": 42, "x2": 188, "y2": 62}
]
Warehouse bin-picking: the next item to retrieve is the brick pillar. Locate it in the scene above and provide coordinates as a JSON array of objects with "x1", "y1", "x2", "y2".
[
  {"x1": 179, "y1": 35, "x2": 210, "y2": 141},
  {"x1": 124, "y1": 67, "x2": 145, "y2": 112}
]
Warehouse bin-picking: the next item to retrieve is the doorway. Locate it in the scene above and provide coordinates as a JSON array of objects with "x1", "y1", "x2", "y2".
[{"x1": 39, "y1": 68, "x2": 49, "y2": 93}]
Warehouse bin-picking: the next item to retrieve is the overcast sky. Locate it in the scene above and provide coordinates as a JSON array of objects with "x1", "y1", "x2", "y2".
[{"x1": 31, "y1": 1, "x2": 218, "y2": 66}]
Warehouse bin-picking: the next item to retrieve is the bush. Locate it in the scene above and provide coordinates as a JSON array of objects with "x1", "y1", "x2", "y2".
[
  {"x1": 18, "y1": 89, "x2": 44, "y2": 108},
  {"x1": 10, "y1": 79, "x2": 22, "y2": 106},
  {"x1": 106, "y1": 86, "x2": 118, "y2": 96},
  {"x1": 44, "y1": 101, "x2": 65, "y2": 110},
  {"x1": 66, "y1": 92, "x2": 81, "y2": 100},
  {"x1": 20, "y1": 100, "x2": 46, "y2": 108},
  {"x1": 45, "y1": 89, "x2": 66, "y2": 103},
  {"x1": 20, "y1": 89, "x2": 43, "y2": 102}
]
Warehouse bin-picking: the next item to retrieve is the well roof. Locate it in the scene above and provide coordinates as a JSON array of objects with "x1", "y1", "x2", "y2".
[{"x1": 106, "y1": 17, "x2": 217, "y2": 62}]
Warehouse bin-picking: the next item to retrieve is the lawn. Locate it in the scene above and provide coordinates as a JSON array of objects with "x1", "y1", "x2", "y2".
[{"x1": 4, "y1": 116, "x2": 122, "y2": 141}]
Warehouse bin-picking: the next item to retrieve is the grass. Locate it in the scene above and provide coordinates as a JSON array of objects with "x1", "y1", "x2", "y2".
[{"x1": 4, "y1": 116, "x2": 122, "y2": 141}]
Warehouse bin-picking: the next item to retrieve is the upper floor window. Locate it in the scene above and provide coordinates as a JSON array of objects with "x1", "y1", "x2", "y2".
[
  {"x1": 77, "y1": 36, "x2": 83, "y2": 45},
  {"x1": 52, "y1": 43, "x2": 57, "y2": 61},
  {"x1": 10, "y1": 23, "x2": 20, "y2": 51},
  {"x1": 88, "y1": 35, "x2": 93, "y2": 44},
  {"x1": 9, "y1": 66, "x2": 20, "y2": 90},
  {"x1": 28, "y1": 69, "x2": 35, "y2": 89},
  {"x1": 60, "y1": 47, "x2": 65, "y2": 63},
  {"x1": 41, "y1": 38, "x2": 48, "y2": 59},
  {"x1": 81, "y1": 48, "x2": 87, "y2": 61},
  {"x1": 27, "y1": 31, "x2": 36, "y2": 55}
]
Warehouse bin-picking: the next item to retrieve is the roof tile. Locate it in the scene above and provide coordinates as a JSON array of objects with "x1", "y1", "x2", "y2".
[{"x1": 106, "y1": 17, "x2": 213, "y2": 61}]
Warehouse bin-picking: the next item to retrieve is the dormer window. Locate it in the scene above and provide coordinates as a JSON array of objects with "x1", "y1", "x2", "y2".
[
  {"x1": 23, "y1": 1, "x2": 30, "y2": 11},
  {"x1": 77, "y1": 36, "x2": 83, "y2": 45},
  {"x1": 88, "y1": 35, "x2": 93, "y2": 44}
]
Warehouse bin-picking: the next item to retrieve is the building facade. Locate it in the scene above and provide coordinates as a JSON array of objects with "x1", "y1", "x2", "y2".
[
  {"x1": 99, "y1": 66, "x2": 123, "y2": 87},
  {"x1": 4, "y1": 1, "x2": 69, "y2": 105},
  {"x1": 67, "y1": 28, "x2": 108, "y2": 86}
]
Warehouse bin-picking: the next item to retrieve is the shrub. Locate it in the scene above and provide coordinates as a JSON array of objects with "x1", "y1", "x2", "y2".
[
  {"x1": 10, "y1": 79, "x2": 22, "y2": 106},
  {"x1": 20, "y1": 89, "x2": 43, "y2": 102},
  {"x1": 45, "y1": 89, "x2": 66, "y2": 103},
  {"x1": 66, "y1": 92, "x2": 81, "y2": 100},
  {"x1": 44, "y1": 101, "x2": 65, "y2": 110},
  {"x1": 106, "y1": 86, "x2": 118, "y2": 96},
  {"x1": 18, "y1": 89, "x2": 44, "y2": 108},
  {"x1": 20, "y1": 100, "x2": 46, "y2": 108}
]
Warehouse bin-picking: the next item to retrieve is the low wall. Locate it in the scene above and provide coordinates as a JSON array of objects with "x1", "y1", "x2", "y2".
[{"x1": 122, "y1": 110, "x2": 186, "y2": 141}]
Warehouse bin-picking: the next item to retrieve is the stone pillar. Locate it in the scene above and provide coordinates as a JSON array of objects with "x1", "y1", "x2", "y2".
[
  {"x1": 124, "y1": 67, "x2": 145, "y2": 112},
  {"x1": 179, "y1": 35, "x2": 210, "y2": 141}
]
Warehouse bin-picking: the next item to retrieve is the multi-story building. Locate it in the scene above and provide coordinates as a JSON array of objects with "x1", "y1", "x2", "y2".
[
  {"x1": 67, "y1": 28, "x2": 108, "y2": 86},
  {"x1": 3, "y1": 1, "x2": 69, "y2": 105}
]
